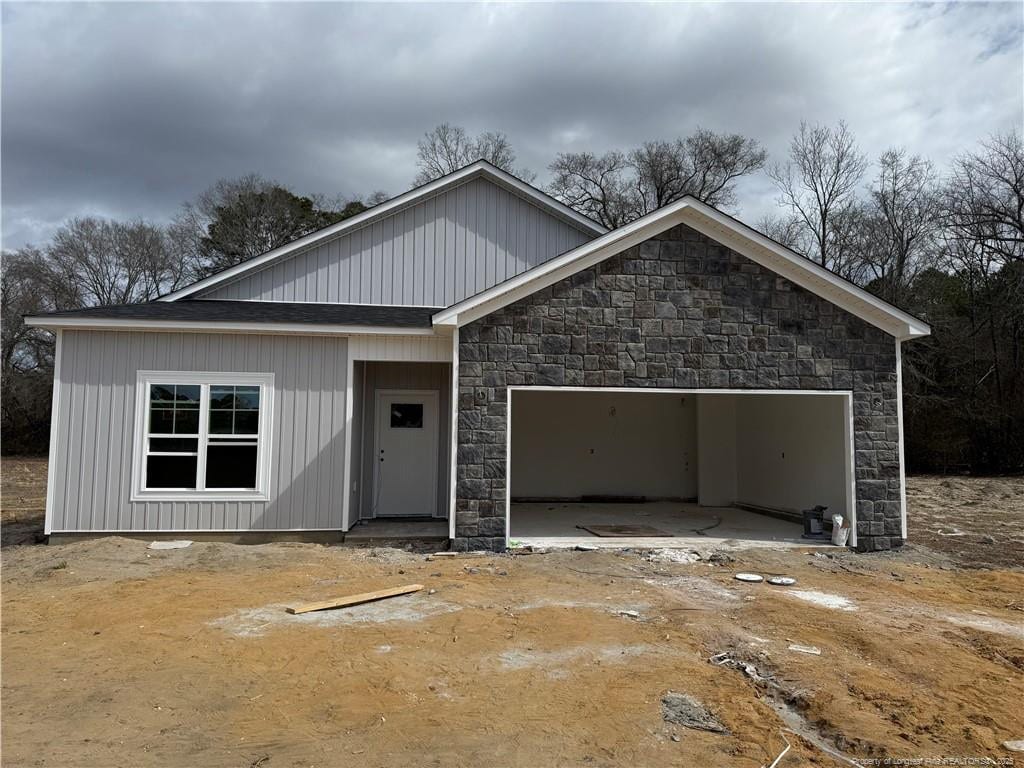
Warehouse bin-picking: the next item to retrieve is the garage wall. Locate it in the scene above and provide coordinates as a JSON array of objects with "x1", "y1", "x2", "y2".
[
  {"x1": 510, "y1": 390, "x2": 696, "y2": 499},
  {"x1": 457, "y1": 220, "x2": 901, "y2": 552},
  {"x1": 735, "y1": 394, "x2": 848, "y2": 517},
  {"x1": 695, "y1": 394, "x2": 737, "y2": 506}
]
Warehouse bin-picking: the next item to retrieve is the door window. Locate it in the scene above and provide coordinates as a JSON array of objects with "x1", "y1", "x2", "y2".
[{"x1": 390, "y1": 403, "x2": 424, "y2": 429}]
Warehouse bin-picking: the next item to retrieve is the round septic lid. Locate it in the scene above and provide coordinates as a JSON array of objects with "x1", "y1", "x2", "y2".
[
  {"x1": 734, "y1": 573, "x2": 764, "y2": 582},
  {"x1": 767, "y1": 576, "x2": 796, "y2": 586}
]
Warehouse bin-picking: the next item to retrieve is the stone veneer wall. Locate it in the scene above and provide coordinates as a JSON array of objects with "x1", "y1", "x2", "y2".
[{"x1": 455, "y1": 223, "x2": 902, "y2": 552}]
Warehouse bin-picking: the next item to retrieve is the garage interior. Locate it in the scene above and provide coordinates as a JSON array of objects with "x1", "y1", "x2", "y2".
[{"x1": 508, "y1": 389, "x2": 853, "y2": 548}]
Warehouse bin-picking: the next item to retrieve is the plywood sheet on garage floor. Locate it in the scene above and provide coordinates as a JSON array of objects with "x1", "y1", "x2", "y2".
[{"x1": 510, "y1": 501, "x2": 806, "y2": 550}]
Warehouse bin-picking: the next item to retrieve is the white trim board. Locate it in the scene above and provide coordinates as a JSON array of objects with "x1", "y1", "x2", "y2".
[
  {"x1": 502, "y1": 386, "x2": 857, "y2": 549},
  {"x1": 433, "y1": 196, "x2": 930, "y2": 342},
  {"x1": 448, "y1": 328, "x2": 460, "y2": 539},
  {"x1": 23, "y1": 316, "x2": 441, "y2": 337},
  {"x1": 43, "y1": 330, "x2": 63, "y2": 535},
  {"x1": 896, "y1": 340, "x2": 908, "y2": 540},
  {"x1": 159, "y1": 161, "x2": 607, "y2": 302}
]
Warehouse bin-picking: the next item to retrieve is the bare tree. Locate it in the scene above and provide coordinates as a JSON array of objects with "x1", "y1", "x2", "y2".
[
  {"x1": 630, "y1": 131, "x2": 767, "y2": 212},
  {"x1": 414, "y1": 123, "x2": 534, "y2": 184},
  {"x1": 43, "y1": 217, "x2": 185, "y2": 307},
  {"x1": 935, "y1": 131, "x2": 1024, "y2": 462},
  {"x1": 768, "y1": 120, "x2": 868, "y2": 269},
  {"x1": 549, "y1": 129, "x2": 767, "y2": 228},
  {"x1": 856, "y1": 149, "x2": 941, "y2": 303},
  {"x1": 943, "y1": 131, "x2": 1024, "y2": 266},
  {"x1": 757, "y1": 213, "x2": 808, "y2": 252},
  {"x1": 547, "y1": 151, "x2": 637, "y2": 229}
]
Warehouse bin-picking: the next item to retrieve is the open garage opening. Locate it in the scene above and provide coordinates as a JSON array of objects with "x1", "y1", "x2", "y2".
[{"x1": 507, "y1": 388, "x2": 855, "y2": 549}]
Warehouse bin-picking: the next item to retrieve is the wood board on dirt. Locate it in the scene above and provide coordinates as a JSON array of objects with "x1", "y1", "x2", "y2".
[{"x1": 286, "y1": 584, "x2": 423, "y2": 615}]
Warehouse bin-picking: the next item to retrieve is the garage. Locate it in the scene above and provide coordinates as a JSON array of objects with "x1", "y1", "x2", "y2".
[{"x1": 507, "y1": 388, "x2": 854, "y2": 548}]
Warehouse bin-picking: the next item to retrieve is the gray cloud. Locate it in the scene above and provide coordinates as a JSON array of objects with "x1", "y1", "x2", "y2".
[{"x1": 2, "y1": 1, "x2": 1021, "y2": 248}]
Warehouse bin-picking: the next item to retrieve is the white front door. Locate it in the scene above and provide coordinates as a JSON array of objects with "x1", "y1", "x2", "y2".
[{"x1": 373, "y1": 390, "x2": 439, "y2": 517}]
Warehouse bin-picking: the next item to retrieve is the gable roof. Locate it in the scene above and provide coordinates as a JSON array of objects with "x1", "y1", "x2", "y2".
[
  {"x1": 160, "y1": 161, "x2": 607, "y2": 303},
  {"x1": 432, "y1": 196, "x2": 931, "y2": 341}
]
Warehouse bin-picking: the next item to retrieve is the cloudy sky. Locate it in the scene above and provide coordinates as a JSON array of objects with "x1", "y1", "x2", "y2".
[{"x1": 2, "y1": 1, "x2": 1021, "y2": 249}]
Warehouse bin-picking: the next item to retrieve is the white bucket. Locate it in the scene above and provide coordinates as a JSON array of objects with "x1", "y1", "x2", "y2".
[{"x1": 831, "y1": 514, "x2": 850, "y2": 547}]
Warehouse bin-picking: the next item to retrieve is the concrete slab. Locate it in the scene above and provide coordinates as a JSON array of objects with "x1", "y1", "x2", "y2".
[
  {"x1": 509, "y1": 501, "x2": 810, "y2": 550},
  {"x1": 345, "y1": 518, "x2": 448, "y2": 541}
]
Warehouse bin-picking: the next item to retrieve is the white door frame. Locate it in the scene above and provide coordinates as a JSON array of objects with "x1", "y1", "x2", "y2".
[
  {"x1": 505, "y1": 386, "x2": 857, "y2": 548},
  {"x1": 372, "y1": 389, "x2": 439, "y2": 518}
]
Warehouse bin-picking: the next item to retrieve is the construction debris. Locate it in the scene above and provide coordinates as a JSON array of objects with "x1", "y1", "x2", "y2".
[
  {"x1": 735, "y1": 573, "x2": 764, "y2": 583},
  {"x1": 430, "y1": 551, "x2": 487, "y2": 559},
  {"x1": 286, "y1": 584, "x2": 423, "y2": 615},
  {"x1": 709, "y1": 652, "x2": 770, "y2": 683},
  {"x1": 788, "y1": 644, "x2": 822, "y2": 655},
  {"x1": 763, "y1": 733, "x2": 792, "y2": 768},
  {"x1": 148, "y1": 540, "x2": 192, "y2": 550},
  {"x1": 661, "y1": 691, "x2": 730, "y2": 734}
]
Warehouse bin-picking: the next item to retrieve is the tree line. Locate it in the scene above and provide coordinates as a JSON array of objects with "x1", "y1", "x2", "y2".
[{"x1": 3, "y1": 122, "x2": 1021, "y2": 474}]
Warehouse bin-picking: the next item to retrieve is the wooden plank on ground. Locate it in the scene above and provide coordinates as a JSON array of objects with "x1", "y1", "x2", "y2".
[
  {"x1": 286, "y1": 584, "x2": 424, "y2": 615},
  {"x1": 431, "y1": 551, "x2": 487, "y2": 558}
]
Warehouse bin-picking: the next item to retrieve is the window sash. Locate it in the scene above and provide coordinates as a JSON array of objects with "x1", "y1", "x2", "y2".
[{"x1": 134, "y1": 374, "x2": 273, "y2": 499}]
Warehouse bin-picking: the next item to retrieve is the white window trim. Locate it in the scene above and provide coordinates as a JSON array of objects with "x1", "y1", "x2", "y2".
[{"x1": 131, "y1": 371, "x2": 275, "y2": 502}]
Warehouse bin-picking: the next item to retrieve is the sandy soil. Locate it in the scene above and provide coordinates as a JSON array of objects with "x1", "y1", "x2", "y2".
[
  {"x1": 1, "y1": 456, "x2": 47, "y2": 547},
  {"x1": 2, "y1": 459, "x2": 1023, "y2": 767},
  {"x1": 906, "y1": 475, "x2": 1024, "y2": 569}
]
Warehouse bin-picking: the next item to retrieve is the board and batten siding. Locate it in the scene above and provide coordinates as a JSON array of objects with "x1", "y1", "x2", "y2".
[
  {"x1": 49, "y1": 330, "x2": 350, "y2": 532},
  {"x1": 197, "y1": 177, "x2": 594, "y2": 306}
]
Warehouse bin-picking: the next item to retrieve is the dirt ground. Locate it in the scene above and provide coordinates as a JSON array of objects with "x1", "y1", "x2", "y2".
[
  {"x1": 2, "y1": 459, "x2": 1023, "y2": 767},
  {"x1": 0, "y1": 456, "x2": 48, "y2": 548}
]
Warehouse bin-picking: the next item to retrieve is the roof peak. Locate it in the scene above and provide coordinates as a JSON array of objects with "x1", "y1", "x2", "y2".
[{"x1": 159, "y1": 160, "x2": 606, "y2": 303}]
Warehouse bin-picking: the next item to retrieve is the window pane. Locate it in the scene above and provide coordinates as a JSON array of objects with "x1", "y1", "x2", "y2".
[
  {"x1": 150, "y1": 408, "x2": 175, "y2": 433},
  {"x1": 209, "y1": 410, "x2": 233, "y2": 434},
  {"x1": 390, "y1": 403, "x2": 423, "y2": 429},
  {"x1": 146, "y1": 455, "x2": 197, "y2": 488},
  {"x1": 210, "y1": 387, "x2": 235, "y2": 409},
  {"x1": 205, "y1": 445, "x2": 258, "y2": 488},
  {"x1": 233, "y1": 410, "x2": 259, "y2": 434},
  {"x1": 174, "y1": 409, "x2": 200, "y2": 434},
  {"x1": 175, "y1": 385, "x2": 200, "y2": 406},
  {"x1": 150, "y1": 385, "x2": 176, "y2": 405},
  {"x1": 149, "y1": 437, "x2": 198, "y2": 453},
  {"x1": 234, "y1": 387, "x2": 260, "y2": 409}
]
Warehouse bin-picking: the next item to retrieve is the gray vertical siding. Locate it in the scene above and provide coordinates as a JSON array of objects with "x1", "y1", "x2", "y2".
[
  {"x1": 50, "y1": 330, "x2": 349, "y2": 532},
  {"x1": 197, "y1": 177, "x2": 594, "y2": 306},
  {"x1": 354, "y1": 362, "x2": 451, "y2": 520}
]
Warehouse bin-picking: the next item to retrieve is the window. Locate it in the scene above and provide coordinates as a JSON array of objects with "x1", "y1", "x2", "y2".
[
  {"x1": 390, "y1": 403, "x2": 424, "y2": 429},
  {"x1": 133, "y1": 372, "x2": 274, "y2": 500}
]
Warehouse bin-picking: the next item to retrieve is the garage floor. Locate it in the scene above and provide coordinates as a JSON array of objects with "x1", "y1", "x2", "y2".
[{"x1": 509, "y1": 501, "x2": 810, "y2": 550}]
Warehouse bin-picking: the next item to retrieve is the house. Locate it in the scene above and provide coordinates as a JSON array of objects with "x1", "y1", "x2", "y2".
[{"x1": 26, "y1": 161, "x2": 930, "y2": 552}]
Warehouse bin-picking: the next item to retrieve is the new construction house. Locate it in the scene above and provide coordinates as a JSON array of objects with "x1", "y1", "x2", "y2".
[{"x1": 26, "y1": 161, "x2": 930, "y2": 551}]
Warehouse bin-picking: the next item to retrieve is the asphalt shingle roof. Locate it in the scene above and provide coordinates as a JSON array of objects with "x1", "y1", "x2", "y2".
[{"x1": 31, "y1": 300, "x2": 439, "y2": 328}]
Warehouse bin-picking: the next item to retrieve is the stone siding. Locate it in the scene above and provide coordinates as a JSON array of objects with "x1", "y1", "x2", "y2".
[{"x1": 455, "y1": 223, "x2": 902, "y2": 552}]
